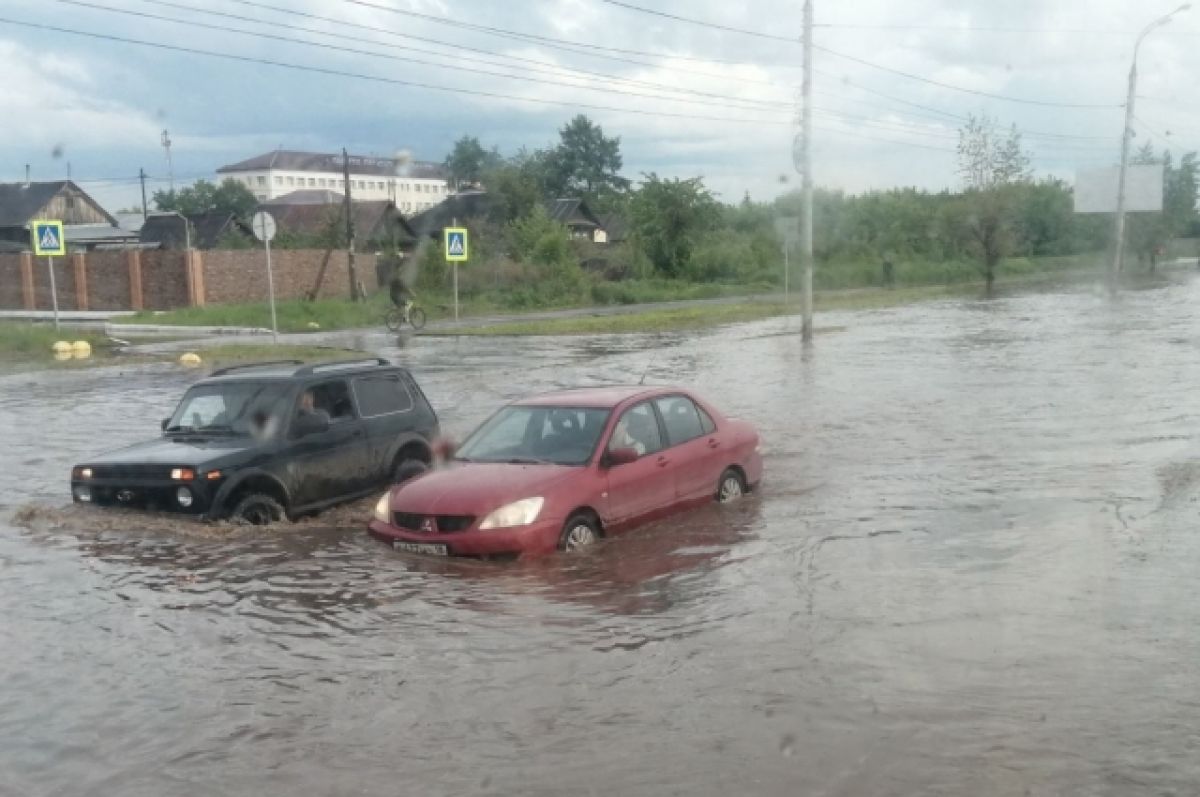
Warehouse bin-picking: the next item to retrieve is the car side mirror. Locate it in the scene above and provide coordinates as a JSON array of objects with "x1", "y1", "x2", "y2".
[
  {"x1": 606, "y1": 447, "x2": 639, "y2": 467},
  {"x1": 294, "y1": 412, "x2": 330, "y2": 437},
  {"x1": 161, "y1": 418, "x2": 169, "y2": 431}
]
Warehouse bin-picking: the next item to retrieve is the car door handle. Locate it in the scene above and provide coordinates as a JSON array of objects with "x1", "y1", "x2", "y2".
[
  {"x1": 707, "y1": 439, "x2": 720, "y2": 449},
  {"x1": 656, "y1": 456, "x2": 670, "y2": 467}
]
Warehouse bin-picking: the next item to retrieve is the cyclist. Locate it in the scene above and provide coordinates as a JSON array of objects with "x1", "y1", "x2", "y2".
[{"x1": 388, "y1": 268, "x2": 416, "y2": 325}]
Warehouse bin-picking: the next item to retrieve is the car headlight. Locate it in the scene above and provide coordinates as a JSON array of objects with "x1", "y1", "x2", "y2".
[
  {"x1": 373, "y1": 493, "x2": 392, "y2": 523},
  {"x1": 479, "y1": 497, "x2": 544, "y2": 530}
]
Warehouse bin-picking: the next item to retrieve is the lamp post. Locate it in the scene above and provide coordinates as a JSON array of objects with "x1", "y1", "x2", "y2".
[{"x1": 1111, "y1": 4, "x2": 1190, "y2": 290}]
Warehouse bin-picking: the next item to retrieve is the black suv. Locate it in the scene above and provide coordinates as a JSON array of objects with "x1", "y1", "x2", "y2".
[{"x1": 70, "y1": 358, "x2": 440, "y2": 524}]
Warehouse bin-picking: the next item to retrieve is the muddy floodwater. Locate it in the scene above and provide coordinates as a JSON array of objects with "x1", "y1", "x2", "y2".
[{"x1": 6, "y1": 277, "x2": 1200, "y2": 796}]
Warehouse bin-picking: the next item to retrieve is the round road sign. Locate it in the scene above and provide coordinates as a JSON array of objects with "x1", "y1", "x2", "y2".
[{"x1": 251, "y1": 211, "x2": 277, "y2": 243}]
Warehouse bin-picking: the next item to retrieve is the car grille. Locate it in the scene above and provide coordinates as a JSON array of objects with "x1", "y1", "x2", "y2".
[
  {"x1": 90, "y1": 464, "x2": 172, "y2": 480},
  {"x1": 392, "y1": 512, "x2": 476, "y2": 534}
]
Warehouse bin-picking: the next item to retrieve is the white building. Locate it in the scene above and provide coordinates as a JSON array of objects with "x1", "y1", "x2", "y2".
[{"x1": 215, "y1": 150, "x2": 450, "y2": 213}]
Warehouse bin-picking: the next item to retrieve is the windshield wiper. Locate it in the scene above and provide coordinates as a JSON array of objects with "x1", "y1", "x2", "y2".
[
  {"x1": 502, "y1": 457, "x2": 557, "y2": 465},
  {"x1": 197, "y1": 424, "x2": 238, "y2": 435},
  {"x1": 164, "y1": 425, "x2": 193, "y2": 433}
]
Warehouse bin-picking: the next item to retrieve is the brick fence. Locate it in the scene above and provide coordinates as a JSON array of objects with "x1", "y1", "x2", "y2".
[{"x1": 0, "y1": 249, "x2": 378, "y2": 311}]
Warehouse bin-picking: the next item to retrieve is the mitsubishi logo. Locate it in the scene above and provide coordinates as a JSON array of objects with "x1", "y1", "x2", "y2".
[{"x1": 420, "y1": 517, "x2": 435, "y2": 534}]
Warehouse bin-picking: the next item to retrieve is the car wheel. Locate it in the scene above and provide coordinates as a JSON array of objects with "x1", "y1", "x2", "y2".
[
  {"x1": 716, "y1": 468, "x2": 745, "y2": 504},
  {"x1": 393, "y1": 459, "x2": 428, "y2": 484},
  {"x1": 559, "y1": 513, "x2": 600, "y2": 553},
  {"x1": 230, "y1": 493, "x2": 286, "y2": 525}
]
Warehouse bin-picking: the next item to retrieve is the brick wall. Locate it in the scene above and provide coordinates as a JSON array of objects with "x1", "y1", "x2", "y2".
[
  {"x1": 0, "y1": 255, "x2": 23, "y2": 308},
  {"x1": 140, "y1": 250, "x2": 191, "y2": 309},
  {"x1": 203, "y1": 250, "x2": 377, "y2": 304},
  {"x1": 0, "y1": 249, "x2": 378, "y2": 310},
  {"x1": 31, "y1": 255, "x2": 75, "y2": 311},
  {"x1": 87, "y1": 251, "x2": 132, "y2": 311}
]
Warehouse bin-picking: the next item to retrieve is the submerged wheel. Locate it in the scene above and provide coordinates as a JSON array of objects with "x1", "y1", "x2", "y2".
[
  {"x1": 384, "y1": 308, "x2": 403, "y2": 332},
  {"x1": 716, "y1": 468, "x2": 745, "y2": 504},
  {"x1": 230, "y1": 492, "x2": 286, "y2": 525},
  {"x1": 393, "y1": 458, "x2": 428, "y2": 484},
  {"x1": 409, "y1": 307, "x2": 427, "y2": 330},
  {"x1": 559, "y1": 513, "x2": 600, "y2": 552}
]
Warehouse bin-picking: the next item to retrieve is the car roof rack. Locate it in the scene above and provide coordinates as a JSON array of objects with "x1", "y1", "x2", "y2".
[
  {"x1": 296, "y1": 357, "x2": 392, "y2": 376},
  {"x1": 208, "y1": 360, "x2": 305, "y2": 377}
]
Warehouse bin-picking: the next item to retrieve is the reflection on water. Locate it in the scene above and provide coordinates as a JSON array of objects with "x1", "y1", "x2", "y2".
[{"x1": 6, "y1": 275, "x2": 1200, "y2": 794}]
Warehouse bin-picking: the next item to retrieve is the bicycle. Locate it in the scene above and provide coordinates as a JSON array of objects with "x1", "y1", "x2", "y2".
[{"x1": 385, "y1": 303, "x2": 426, "y2": 332}]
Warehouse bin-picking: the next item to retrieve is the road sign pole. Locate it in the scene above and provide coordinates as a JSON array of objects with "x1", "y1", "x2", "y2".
[
  {"x1": 783, "y1": 243, "x2": 789, "y2": 301},
  {"x1": 46, "y1": 256, "x2": 60, "y2": 330},
  {"x1": 453, "y1": 262, "x2": 459, "y2": 321},
  {"x1": 264, "y1": 236, "x2": 278, "y2": 342}
]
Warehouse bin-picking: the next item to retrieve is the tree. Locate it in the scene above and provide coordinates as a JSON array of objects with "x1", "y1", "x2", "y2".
[
  {"x1": 546, "y1": 115, "x2": 630, "y2": 200},
  {"x1": 955, "y1": 115, "x2": 1033, "y2": 292},
  {"x1": 153, "y1": 178, "x2": 257, "y2": 218},
  {"x1": 444, "y1": 135, "x2": 500, "y2": 190},
  {"x1": 630, "y1": 173, "x2": 720, "y2": 278},
  {"x1": 483, "y1": 159, "x2": 543, "y2": 225}
]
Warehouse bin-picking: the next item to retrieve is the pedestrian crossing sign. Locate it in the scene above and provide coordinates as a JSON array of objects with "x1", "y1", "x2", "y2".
[
  {"x1": 31, "y1": 219, "x2": 65, "y2": 256},
  {"x1": 444, "y1": 227, "x2": 468, "y2": 262}
]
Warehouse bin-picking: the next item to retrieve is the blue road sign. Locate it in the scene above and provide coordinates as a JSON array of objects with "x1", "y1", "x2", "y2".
[
  {"x1": 444, "y1": 227, "x2": 468, "y2": 262},
  {"x1": 32, "y1": 219, "x2": 65, "y2": 256}
]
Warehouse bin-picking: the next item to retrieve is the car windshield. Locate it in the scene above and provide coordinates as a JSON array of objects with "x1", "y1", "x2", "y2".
[
  {"x1": 455, "y1": 405, "x2": 611, "y2": 466},
  {"x1": 166, "y1": 381, "x2": 292, "y2": 436}
]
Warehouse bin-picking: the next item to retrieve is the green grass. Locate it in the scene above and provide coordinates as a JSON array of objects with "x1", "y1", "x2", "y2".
[
  {"x1": 0, "y1": 323, "x2": 109, "y2": 362},
  {"x1": 443, "y1": 302, "x2": 797, "y2": 336}
]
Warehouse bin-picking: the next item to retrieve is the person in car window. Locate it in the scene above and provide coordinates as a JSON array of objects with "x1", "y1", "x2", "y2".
[
  {"x1": 297, "y1": 390, "x2": 330, "y2": 426},
  {"x1": 613, "y1": 415, "x2": 647, "y2": 456}
]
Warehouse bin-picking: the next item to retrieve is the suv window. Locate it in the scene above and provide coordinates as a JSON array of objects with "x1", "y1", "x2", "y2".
[
  {"x1": 655, "y1": 396, "x2": 705, "y2": 446},
  {"x1": 304, "y1": 380, "x2": 355, "y2": 423},
  {"x1": 353, "y1": 374, "x2": 413, "y2": 417},
  {"x1": 609, "y1": 401, "x2": 663, "y2": 456}
]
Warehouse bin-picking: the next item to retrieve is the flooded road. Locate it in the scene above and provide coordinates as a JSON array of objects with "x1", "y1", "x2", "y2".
[{"x1": 5, "y1": 276, "x2": 1200, "y2": 796}]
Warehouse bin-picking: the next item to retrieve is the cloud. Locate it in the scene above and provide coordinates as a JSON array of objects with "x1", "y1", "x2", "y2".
[{"x1": 0, "y1": 0, "x2": 1198, "y2": 206}]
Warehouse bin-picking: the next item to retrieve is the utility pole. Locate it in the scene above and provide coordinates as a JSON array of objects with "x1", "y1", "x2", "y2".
[
  {"x1": 342, "y1": 148, "x2": 361, "y2": 301},
  {"x1": 139, "y1": 168, "x2": 148, "y2": 220},
  {"x1": 799, "y1": 0, "x2": 814, "y2": 342},
  {"x1": 161, "y1": 129, "x2": 174, "y2": 193},
  {"x1": 1110, "y1": 3, "x2": 1191, "y2": 293}
]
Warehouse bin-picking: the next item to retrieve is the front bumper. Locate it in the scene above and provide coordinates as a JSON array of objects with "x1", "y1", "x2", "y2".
[
  {"x1": 70, "y1": 479, "x2": 218, "y2": 516},
  {"x1": 367, "y1": 517, "x2": 561, "y2": 557}
]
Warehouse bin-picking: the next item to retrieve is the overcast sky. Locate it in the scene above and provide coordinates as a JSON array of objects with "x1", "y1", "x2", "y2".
[{"x1": 2, "y1": 0, "x2": 1197, "y2": 211}]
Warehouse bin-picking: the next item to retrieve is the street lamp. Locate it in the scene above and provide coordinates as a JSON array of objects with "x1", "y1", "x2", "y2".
[{"x1": 1111, "y1": 3, "x2": 1190, "y2": 289}]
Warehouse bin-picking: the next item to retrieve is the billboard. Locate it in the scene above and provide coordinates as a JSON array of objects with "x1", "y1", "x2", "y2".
[{"x1": 1074, "y1": 165, "x2": 1163, "y2": 213}]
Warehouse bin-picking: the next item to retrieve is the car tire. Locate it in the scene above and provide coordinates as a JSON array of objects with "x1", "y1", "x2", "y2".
[
  {"x1": 230, "y1": 493, "x2": 286, "y2": 525},
  {"x1": 393, "y1": 458, "x2": 428, "y2": 484},
  {"x1": 716, "y1": 468, "x2": 745, "y2": 504},
  {"x1": 559, "y1": 513, "x2": 600, "y2": 553}
]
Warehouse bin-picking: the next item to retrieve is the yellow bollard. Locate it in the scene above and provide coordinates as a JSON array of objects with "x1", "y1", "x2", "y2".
[
  {"x1": 52, "y1": 340, "x2": 72, "y2": 354},
  {"x1": 178, "y1": 352, "x2": 202, "y2": 368},
  {"x1": 71, "y1": 340, "x2": 92, "y2": 358}
]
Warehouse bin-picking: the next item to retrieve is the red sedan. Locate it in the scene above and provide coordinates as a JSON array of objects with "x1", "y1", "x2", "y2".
[{"x1": 368, "y1": 386, "x2": 762, "y2": 558}]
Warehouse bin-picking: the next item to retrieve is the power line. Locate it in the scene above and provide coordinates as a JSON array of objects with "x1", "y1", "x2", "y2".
[
  {"x1": 57, "y1": 0, "x2": 791, "y2": 114},
  {"x1": 597, "y1": 0, "x2": 798, "y2": 42},
  {"x1": 0, "y1": 16, "x2": 798, "y2": 126},
  {"x1": 594, "y1": 0, "x2": 1122, "y2": 109},
  {"x1": 813, "y1": 45, "x2": 1122, "y2": 109},
  {"x1": 132, "y1": 0, "x2": 791, "y2": 110},
  {"x1": 335, "y1": 0, "x2": 782, "y2": 67}
]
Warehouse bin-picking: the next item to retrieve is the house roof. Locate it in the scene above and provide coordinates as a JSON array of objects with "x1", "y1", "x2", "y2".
[
  {"x1": 598, "y1": 213, "x2": 629, "y2": 242},
  {"x1": 256, "y1": 200, "x2": 416, "y2": 244},
  {"x1": 140, "y1": 212, "x2": 253, "y2": 249},
  {"x1": 217, "y1": 150, "x2": 447, "y2": 180},
  {"x1": 546, "y1": 198, "x2": 602, "y2": 229},
  {"x1": 408, "y1": 191, "x2": 494, "y2": 238},
  {"x1": 0, "y1": 180, "x2": 117, "y2": 227},
  {"x1": 269, "y1": 189, "x2": 344, "y2": 205},
  {"x1": 64, "y1": 224, "x2": 140, "y2": 245}
]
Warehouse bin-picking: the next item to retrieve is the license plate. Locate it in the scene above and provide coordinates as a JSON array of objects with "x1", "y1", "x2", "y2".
[{"x1": 392, "y1": 541, "x2": 448, "y2": 556}]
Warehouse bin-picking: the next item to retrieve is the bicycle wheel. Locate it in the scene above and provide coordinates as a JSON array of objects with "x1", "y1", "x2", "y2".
[
  {"x1": 384, "y1": 307, "x2": 403, "y2": 332},
  {"x1": 409, "y1": 307, "x2": 427, "y2": 330}
]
